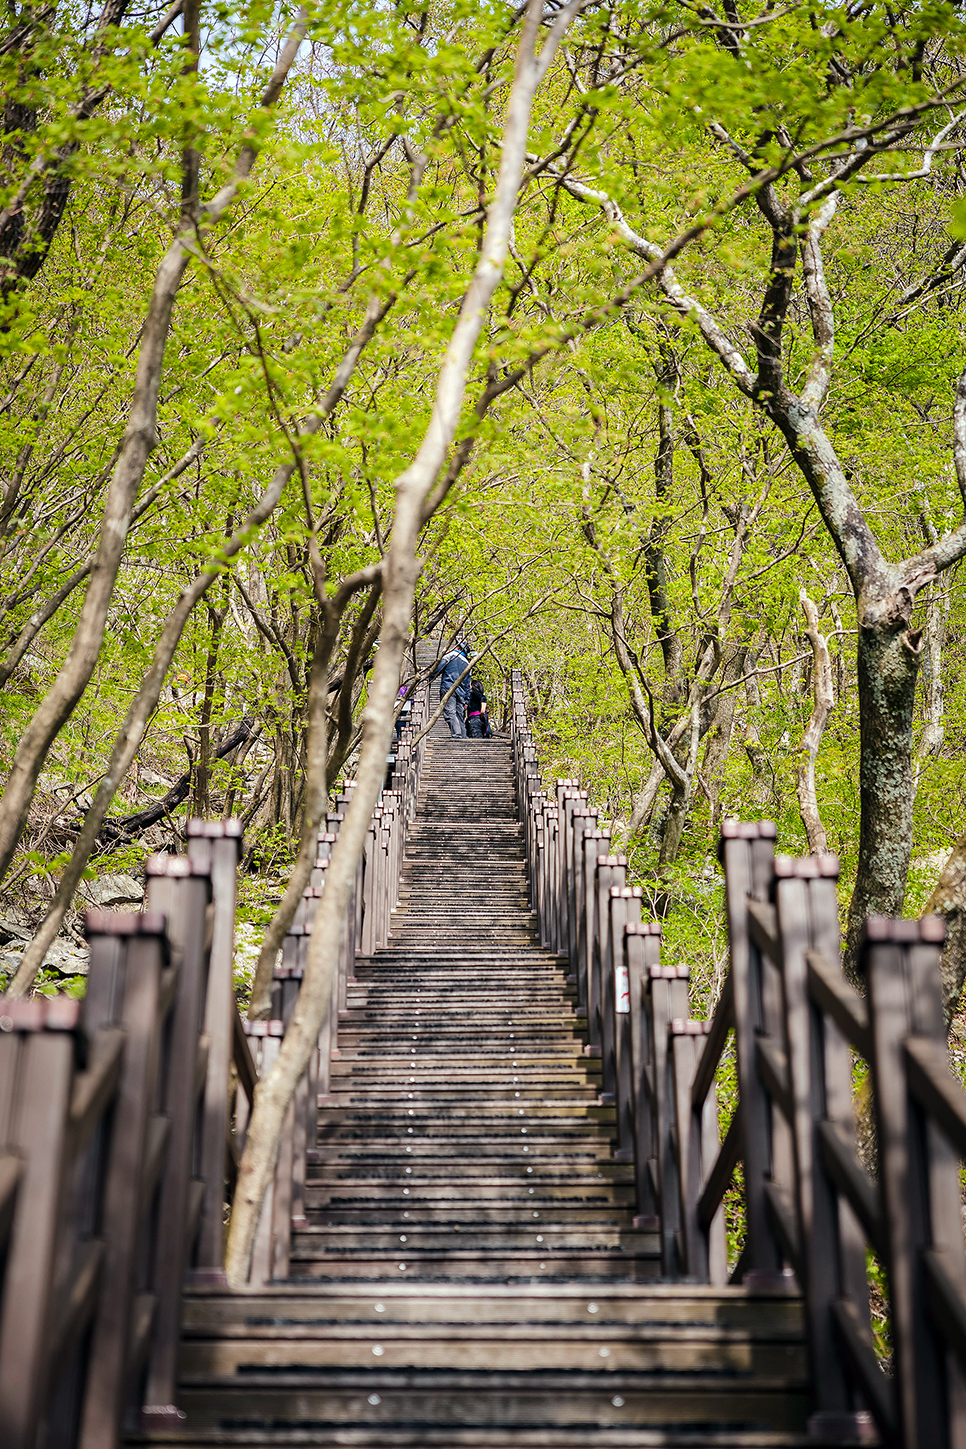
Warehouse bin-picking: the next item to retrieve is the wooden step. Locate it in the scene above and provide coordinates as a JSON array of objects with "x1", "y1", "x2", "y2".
[
  {"x1": 131, "y1": 1374, "x2": 809, "y2": 1441},
  {"x1": 180, "y1": 1282, "x2": 805, "y2": 1328},
  {"x1": 306, "y1": 1182, "x2": 637, "y2": 1204},
  {"x1": 286, "y1": 1248, "x2": 662, "y2": 1281}
]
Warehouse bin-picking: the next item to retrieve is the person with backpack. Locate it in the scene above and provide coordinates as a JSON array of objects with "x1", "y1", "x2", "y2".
[
  {"x1": 466, "y1": 680, "x2": 491, "y2": 739},
  {"x1": 435, "y1": 643, "x2": 471, "y2": 737}
]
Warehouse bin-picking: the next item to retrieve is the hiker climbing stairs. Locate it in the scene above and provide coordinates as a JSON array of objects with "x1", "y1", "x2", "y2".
[{"x1": 132, "y1": 731, "x2": 814, "y2": 1447}]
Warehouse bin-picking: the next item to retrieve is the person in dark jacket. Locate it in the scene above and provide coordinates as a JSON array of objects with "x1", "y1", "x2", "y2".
[
  {"x1": 466, "y1": 681, "x2": 491, "y2": 739},
  {"x1": 435, "y1": 644, "x2": 471, "y2": 737}
]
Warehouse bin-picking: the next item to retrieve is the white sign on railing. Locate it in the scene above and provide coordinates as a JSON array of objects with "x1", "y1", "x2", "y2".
[{"x1": 616, "y1": 964, "x2": 630, "y2": 1014}]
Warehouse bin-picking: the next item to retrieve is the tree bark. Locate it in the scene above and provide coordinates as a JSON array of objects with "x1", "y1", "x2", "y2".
[
  {"x1": 842, "y1": 607, "x2": 922, "y2": 982},
  {"x1": 192, "y1": 598, "x2": 227, "y2": 818},
  {"x1": 658, "y1": 696, "x2": 701, "y2": 865},
  {"x1": 644, "y1": 348, "x2": 684, "y2": 701},
  {"x1": 700, "y1": 643, "x2": 747, "y2": 820},
  {"x1": 627, "y1": 757, "x2": 664, "y2": 838},
  {"x1": 924, "y1": 834, "x2": 966, "y2": 1021},
  {"x1": 912, "y1": 579, "x2": 948, "y2": 800},
  {"x1": 796, "y1": 588, "x2": 834, "y2": 855}
]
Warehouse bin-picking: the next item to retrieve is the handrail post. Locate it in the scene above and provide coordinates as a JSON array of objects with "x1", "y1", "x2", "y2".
[
  {"x1": 581, "y1": 830, "x2": 609, "y2": 1054},
  {"x1": 0, "y1": 1000, "x2": 81, "y2": 1449},
  {"x1": 141, "y1": 854, "x2": 212, "y2": 1423},
  {"x1": 773, "y1": 855, "x2": 872, "y2": 1441},
  {"x1": 624, "y1": 924, "x2": 661, "y2": 1231},
  {"x1": 671, "y1": 1019, "x2": 719, "y2": 1281},
  {"x1": 545, "y1": 806, "x2": 560, "y2": 953},
  {"x1": 596, "y1": 854, "x2": 627, "y2": 1103},
  {"x1": 609, "y1": 886, "x2": 642, "y2": 1160},
  {"x1": 719, "y1": 819, "x2": 780, "y2": 1282},
  {"x1": 655, "y1": 956, "x2": 692, "y2": 1274},
  {"x1": 571, "y1": 809, "x2": 598, "y2": 1014},
  {"x1": 78, "y1": 912, "x2": 169, "y2": 1449},
  {"x1": 553, "y1": 781, "x2": 575, "y2": 960},
  {"x1": 186, "y1": 818, "x2": 243, "y2": 1282},
  {"x1": 561, "y1": 787, "x2": 587, "y2": 983},
  {"x1": 867, "y1": 916, "x2": 964, "y2": 1449},
  {"x1": 361, "y1": 817, "x2": 377, "y2": 956}
]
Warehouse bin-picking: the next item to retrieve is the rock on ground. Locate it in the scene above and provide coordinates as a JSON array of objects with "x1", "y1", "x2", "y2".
[{"x1": 78, "y1": 873, "x2": 144, "y2": 909}]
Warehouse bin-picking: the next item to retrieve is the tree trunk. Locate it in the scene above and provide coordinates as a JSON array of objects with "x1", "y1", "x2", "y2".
[
  {"x1": 701, "y1": 644, "x2": 746, "y2": 820},
  {"x1": 627, "y1": 758, "x2": 664, "y2": 838},
  {"x1": 796, "y1": 589, "x2": 834, "y2": 855},
  {"x1": 192, "y1": 600, "x2": 226, "y2": 818},
  {"x1": 924, "y1": 833, "x2": 966, "y2": 1021},
  {"x1": 657, "y1": 698, "x2": 701, "y2": 866},
  {"x1": 843, "y1": 613, "x2": 922, "y2": 983},
  {"x1": 912, "y1": 580, "x2": 948, "y2": 800},
  {"x1": 644, "y1": 349, "x2": 684, "y2": 703},
  {"x1": 659, "y1": 781, "x2": 688, "y2": 864}
]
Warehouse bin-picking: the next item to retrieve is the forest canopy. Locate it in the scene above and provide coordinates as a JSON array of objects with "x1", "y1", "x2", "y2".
[{"x1": 3, "y1": 0, "x2": 966, "y2": 1058}]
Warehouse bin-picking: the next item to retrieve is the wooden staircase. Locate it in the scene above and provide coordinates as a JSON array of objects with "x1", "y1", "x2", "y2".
[{"x1": 133, "y1": 735, "x2": 815, "y2": 1446}]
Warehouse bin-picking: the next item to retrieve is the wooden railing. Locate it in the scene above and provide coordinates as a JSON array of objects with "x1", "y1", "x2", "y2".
[
  {"x1": 511, "y1": 669, "x2": 966, "y2": 1449},
  {"x1": 0, "y1": 683, "x2": 429, "y2": 1448}
]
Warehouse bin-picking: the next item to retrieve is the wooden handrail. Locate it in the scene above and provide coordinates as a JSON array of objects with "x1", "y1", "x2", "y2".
[
  {"x1": 696, "y1": 1113, "x2": 739, "y2": 1233},
  {"x1": 746, "y1": 897, "x2": 779, "y2": 962},
  {"x1": 0, "y1": 1152, "x2": 21, "y2": 1250},
  {"x1": 512, "y1": 672, "x2": 966, "y2": 1447},
  {"x1": 804, "y1": 947, "x2": 871, "y2": 1057},
  {"x1": 831, "y1": 1297, "x2": 896, "y2": 1438},
  {"x1": 815, "y1": 1120, "x2": 885, "y2": 1258},
  {"x1": 923, "y1": 1249, "x2": 966, "y2": 1372},
  {"x1": 690, "y1": 971, "x2": 733, "y2": 1112},
  {"x1": 233, "y1": 1004, "x2": 258, "y2": 1102},
  {"x1": 904, "y1": 1035, "x2": 966, "y2": 1159}
]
